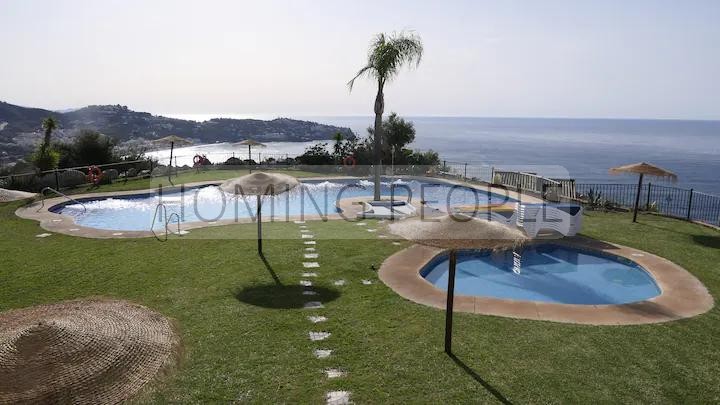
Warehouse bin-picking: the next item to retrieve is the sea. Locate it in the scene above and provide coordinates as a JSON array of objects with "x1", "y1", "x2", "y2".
[{"x1": 153, "y1": 115, "x2": 720, "y2": 195}]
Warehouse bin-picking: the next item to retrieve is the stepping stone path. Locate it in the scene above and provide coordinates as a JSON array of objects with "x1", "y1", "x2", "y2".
[
  {"x1": 392, "y1": 241, "x2": 402, "y2": 246},
  {"x1": 35, "y1": 233, "x2": 52, "y2": 238},
  {"x1": 309, "y1": 331, "x2": 331, "y2": 341},
  {"x1": 355, "y1": 222, "x2": 367, "y2": 226},
  {"x1": 324, "y1": 368, "x2": 346, "y2": 378},
  {"x1": 362, "y1": 280, "x2": 372, "y2": 285},
  {"x1": 293, "y1": 221, "x2": 352, "y2": 403},
  {"x1": 326, "y1": 391, "x2": 351, "y2": 405},
  {"x1": 314, "y1": 349, "x2": 332, "y2": 358},
  {"x1": 367, "y1": 229, "x2": 377, "y2": 233}
]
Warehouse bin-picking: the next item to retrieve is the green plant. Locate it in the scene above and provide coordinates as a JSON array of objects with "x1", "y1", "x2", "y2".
[{"x1": 348, "y1": 31, "x2": 423, "y2": 200}]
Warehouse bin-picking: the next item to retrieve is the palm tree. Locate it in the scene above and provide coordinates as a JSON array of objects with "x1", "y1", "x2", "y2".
[
  {"x1": 332, "y1": 132, "x2": 344, "y2": 163},
  {"x1": 41, "y1": 117, "x2": 57, "y2": 153},
  {"x1": 348, "y1": 31, "x2": 423, "y2": 200}
]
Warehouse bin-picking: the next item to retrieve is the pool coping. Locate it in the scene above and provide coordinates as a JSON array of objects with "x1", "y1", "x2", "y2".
[
  {"x1": 15, "y1": 176, "x2": 541, "y2": 239},
  {"x1": 378, "y1": 236, "x2": 714, "y2": 325}
]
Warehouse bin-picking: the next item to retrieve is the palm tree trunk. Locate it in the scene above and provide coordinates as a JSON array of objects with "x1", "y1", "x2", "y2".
[{"x1": 373, "y1": 82, "x2": 384, "y2": 201}]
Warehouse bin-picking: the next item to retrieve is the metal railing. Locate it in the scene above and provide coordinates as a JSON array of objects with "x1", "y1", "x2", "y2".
[
  {"x1": 575, "y1": 183, "x2": 720, "y2": 226},
  {"x1": 36, "y1": 187, "x2": 87, "y2": 213},
  {"x1": 151, "y1": 203, "x2": 182, "y2": 241}
]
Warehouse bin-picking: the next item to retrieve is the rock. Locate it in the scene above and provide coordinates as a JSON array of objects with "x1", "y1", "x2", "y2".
[{"x1": 103, "y1": 168, "x2": 119, "y2": 181}]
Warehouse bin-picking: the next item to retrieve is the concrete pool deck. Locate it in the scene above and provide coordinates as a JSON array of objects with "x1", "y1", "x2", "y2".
[
  {"x1": 378, "y1": 236, "x2": 714, "y2": 325},
  {"x1": 15, "y1": 176, "x2": 541, "y2": 239}
]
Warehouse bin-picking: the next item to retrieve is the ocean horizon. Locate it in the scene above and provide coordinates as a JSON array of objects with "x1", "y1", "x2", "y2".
[{"x1": 156, "y1": 114, "x2": 720, "y2": 195}]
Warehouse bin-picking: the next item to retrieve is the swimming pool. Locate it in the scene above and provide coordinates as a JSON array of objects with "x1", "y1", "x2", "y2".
[
  {"x1": 53, "y1": 178, "x2": 516, "y2": 231},
  {"x1": 421, "y1": 244, "x2": 661, "y2": 305}
]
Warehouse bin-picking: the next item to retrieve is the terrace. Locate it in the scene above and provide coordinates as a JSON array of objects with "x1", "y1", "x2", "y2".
[{"x1": 1, "y1": 169, "x2": 718, "y2": 403}]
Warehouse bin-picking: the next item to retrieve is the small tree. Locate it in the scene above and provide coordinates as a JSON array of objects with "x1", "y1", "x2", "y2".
[
  {"x1": 32, "y1": 117, "x2": 60, "y2": 171},
  {"x1": 56, "y1": 130, "x2": 116, "y2": 168}
]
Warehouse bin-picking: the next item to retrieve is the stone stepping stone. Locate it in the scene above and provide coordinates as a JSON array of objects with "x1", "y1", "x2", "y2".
[
  {"x1": 302, "y1": 272, "x2": 318, "y2": 277},
  {"x1": 176, "y1": 230, "x2": 190, "y2": 235},
  {"x1": 302, "y1": 290, "x2": 318, "y2": 296},
  {"x1": 305, "y1": 247, "x2": 316, "y2": 252},
  {"x1": 314, "y1": 349, "x2": 332, "y2": 359},
  {"x1": 309, "y1": 331, "x2": 331, "y2": 341},
  {"x1": 392, "y1": 241, "x2": 402, "y2": 246},
  {"x1": 333, "y1": 280, "x2": 346, "y2": 286},
  {"x1": 378, "y1": 235, "x2": 388, "y2": 239},
  {"x1": 324, "y1": 368, "x2": 346, "y2": 379},
  {"x1": 304, "y1": 241, "x2": 316, "y2": 245},
  {"x1": 326, "y1": 391, "x2": 351, "y2": 404},
  {"x1": 301, "y1": 234, "x2": 315, "y2": 239},
  {"x1": 300, "y1": 280, "x2": 313, "y2": 287},
  {"x1": 362, "y1": 279, "x2": 373, "y2": 285},
  {"x1": 304, "y1": 301, "x2": 324, "y2": 309},
  {"x1": 35, "y1": 233, "x2": 52, "y2": 238},
  {"x1": 299, "y1": 224, "x2": 308, "y2": 228},
  {"x1": 367, "y1": 229, "x2": 377, "y2": 233},
  {"x1": 300, "y1": 229, "x2": 311, "y2": 233},
  {"x1": 294, "y1": 220, "x2": 306, "y2": 224},
  {"x1": 307, "y1": 315, "x2": 327, "y2": 323},
  {"x1": 355, "y1": 222, "x2": 367, "y2": 226},
  {"x1": 304, "y1": 253, "x2": 319, "y2": 259},
  {"x1": 303, "y1": 262, "x2": 320, "y2": 268}
]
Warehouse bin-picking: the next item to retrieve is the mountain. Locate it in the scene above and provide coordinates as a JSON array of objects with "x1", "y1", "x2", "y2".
[{"x1": 0, "y1": 101, "x2": 356, "y2": 159}]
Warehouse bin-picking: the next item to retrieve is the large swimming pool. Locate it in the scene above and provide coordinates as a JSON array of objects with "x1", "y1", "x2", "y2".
[
  {"x1": 53, "y1": 178, "x2": 516, "y2": 231},
  {"x1": 421, "y1": 244, "x2": 661, "y2": 305}
]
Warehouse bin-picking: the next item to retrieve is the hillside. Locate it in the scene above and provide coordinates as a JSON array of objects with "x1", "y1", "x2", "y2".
[{"x1": 0, "y1": 101, "x2": 355, "y2": 159}]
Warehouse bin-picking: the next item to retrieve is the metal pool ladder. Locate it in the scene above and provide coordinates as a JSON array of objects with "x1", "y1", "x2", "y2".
[
  {"x1": 36, "y1": 187, "x2": 87, "y2": 213},
  {"x1": 151, "y1": 202, "x2": 182, "y2": 241}
]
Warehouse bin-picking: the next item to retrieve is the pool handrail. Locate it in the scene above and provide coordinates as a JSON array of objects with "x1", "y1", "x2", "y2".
[{"x1": 36, "y1": 187, "x2": 87, "y2": 213}]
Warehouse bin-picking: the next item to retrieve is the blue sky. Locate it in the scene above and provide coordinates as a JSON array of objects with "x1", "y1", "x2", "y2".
[{"x1": 1, "y1": 0, "x2": 718, "y2": 119}]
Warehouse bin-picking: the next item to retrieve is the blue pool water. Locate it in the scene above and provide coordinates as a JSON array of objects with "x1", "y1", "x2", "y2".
[
  {"x1": 54, "y1": 178, "x2": 516, "y2": 231},
  {"x1": 421, "y1": 244, "x2": 660, "y2": 305}
]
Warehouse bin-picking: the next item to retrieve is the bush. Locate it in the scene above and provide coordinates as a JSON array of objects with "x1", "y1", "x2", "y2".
[
  {"x1": 103, "y1": 168, "x2": 119, "y2": 182},
  {"x1": 59, "y1": 169, "x2": 87, "y2": 188},
  {"x1": 225, "y1": 157, "x2": 243, "y2": 165},
  {"x1": 56, "y1": 130, "x2": 116, "y2": 168},
  {"x1": 32, "y1": 148, "x2": 60, "y2": 172}
]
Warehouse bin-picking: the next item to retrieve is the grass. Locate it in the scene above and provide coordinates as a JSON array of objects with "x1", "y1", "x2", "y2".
[{"x1": 0, "y1": 199, "x2": 719, "y2": 403}]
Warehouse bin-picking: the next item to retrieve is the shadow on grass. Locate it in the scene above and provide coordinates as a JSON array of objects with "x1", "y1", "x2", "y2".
[
  {"x1": 692, "y1": 234, "x2": 720, "y2": 249},
  {"x1": 259, "y1": 253, "x2": 282, "y2": 285},
  {"x1": 233, "y1": 284, "x2": 341, "y2": 309},
  {"x1": 448, "y1": 353, "x2": 513, "y2": 404}
]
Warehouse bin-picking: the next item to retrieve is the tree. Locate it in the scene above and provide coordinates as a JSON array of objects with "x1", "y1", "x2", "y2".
[
  {"x1": 332, "y1": 132, "x2": 344, "y2": 163},
  {"x1": 56, "y1": 130, "x2": 116, "y2": 168},
  {"x1": 367, "y1": 112, "x2": 416, "y2": 164},
  {"x1": 348, "y1": 31, "x2": 423, "y2": 200},
  {"x1": 32, "y1": 117, "x2": 60, "y2": 171}
]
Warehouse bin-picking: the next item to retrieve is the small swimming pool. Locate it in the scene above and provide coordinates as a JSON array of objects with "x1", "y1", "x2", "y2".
[
  {"x1": 421, "y1": 244, "x2": 661, "y2": 305},
  {"x1": 52, "y1": 178, "x2": 515, "y2": 231}
]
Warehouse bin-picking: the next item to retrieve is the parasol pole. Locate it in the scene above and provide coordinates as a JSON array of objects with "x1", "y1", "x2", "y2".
[
  {"x1": 257, "y1": 194, "x2": 262, "y2": 254},
  {"x1": 633, "y1": 173, "x2": 644, "y2": 223},
  {"x1": 168, "y1": 141, "x2": 175, "y2": 183},
  {"x1": 444, "y1": 249, "x2": 457, "y2": 354}
]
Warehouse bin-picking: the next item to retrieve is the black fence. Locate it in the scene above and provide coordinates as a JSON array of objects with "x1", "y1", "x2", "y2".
[{"x1": 575, "y1": 183, "x2": 720, "y2": 226}]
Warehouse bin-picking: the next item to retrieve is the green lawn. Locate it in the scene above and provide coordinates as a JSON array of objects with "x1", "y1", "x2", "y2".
[{"x1": 0, "y1": 201, "x2": 719, "y2": 403}]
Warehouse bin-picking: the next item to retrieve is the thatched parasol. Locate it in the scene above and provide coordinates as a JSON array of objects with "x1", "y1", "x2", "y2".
[
  {"x1": 609, "y1": 162, "x2": 677, "y2": 222},
  {"x1": 152, "y1": 135, "x2": 193, "y2": 182},
  {"x1": 236, "y1": 139, "x2": 266, "y2": 169},
  {"x1": 0, "y1": 298, "x2": 180, "y2": 404},
  {"x1": 387, "y1": 214, "x2": 528, "y2": 251},
  {"x1": 220, "y1": 172, "x2": 299, "y2": 254},
  {"x1": 387, "y1": 215, "x2": 528, "y2": 354}
]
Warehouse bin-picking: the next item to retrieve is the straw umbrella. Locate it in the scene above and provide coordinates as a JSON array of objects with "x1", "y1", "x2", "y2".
[
  {"x1": 220, "y1": 172, "x2": 299, "y2": 255},
  {"x1": 388, "y1": 215, "x2": 528, "y2": 354},
  {"x1": 152, "y1": 135, "x2": 192, "y2": 181},
  {"x1": 236, "y1": 139, "x2": 266, "y2": 172},
  {"x1": 609, "y1": 162, "x2": 677, "y2": 223}
]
